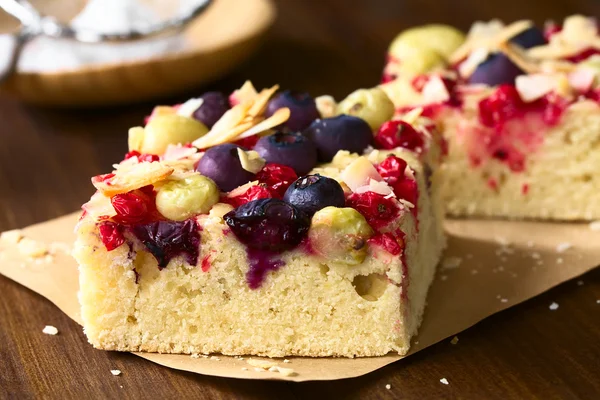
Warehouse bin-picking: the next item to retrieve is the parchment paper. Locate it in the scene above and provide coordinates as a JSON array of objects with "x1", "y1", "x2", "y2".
[{"x1": 0, "y1": 212, "x2": 598, "y2": 382}]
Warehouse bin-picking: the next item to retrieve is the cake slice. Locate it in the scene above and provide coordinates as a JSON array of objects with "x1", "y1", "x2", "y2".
[
  {"x1": 74, "y1": 82, "x2": 445, "y2": 357},
  {"x1": 381, "y1": 15, "x2": 600, "y2": 220}
]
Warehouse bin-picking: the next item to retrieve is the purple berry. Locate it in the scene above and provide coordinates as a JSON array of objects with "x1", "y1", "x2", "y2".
[
  {"x1": 254, "y1": 132, "x2": 318, "y2": 175},
  {"x1": 468, "y1": 53, "x2": 524, "y2": 86},
  {"x1": 192, "y1": 92, "x2": 228, "y2": 128},
  {"x1": 196, "y1": 143, "x2": 255, "y2": 192},
  {"x1": 224, "y1": 198, "x2": 310, "y2": 252},
  {"x1": 266, "y1": 90, "x2": 320, "y2": 131},
  {"x1": 303, "y1": 115, "x2": 373, "y2": 162},
  {"x1": 283, "y1": 175, "x2": 345, "y2": 216},
  {"x1": 510, "y1": 27, "x2": 546, "y2": 49},
  {"x1": 130, "y1": 219, "x2": 200, "y2": 269}
]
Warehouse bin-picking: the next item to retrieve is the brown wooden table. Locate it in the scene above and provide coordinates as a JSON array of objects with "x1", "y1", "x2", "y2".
[{"x1": 2, "y1": 1, "x2": 600, "y2": 398}]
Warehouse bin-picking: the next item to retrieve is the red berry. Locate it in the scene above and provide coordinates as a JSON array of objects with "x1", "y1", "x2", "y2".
[
  {"x1": 381, "y1": 72, "x2": 397, "y2": 84},
  {"x1": 98, "y1": 221, "x2": 125, "y2": 251},
  {"x1": 392, "y1": 178, "x2": 418, "y2": 208},
  {"x1": 543, "y1": 21, "x2": 561, "y2": 41},
  {"x1": 111, "y1": 186, "x2": 159, "y2": 225},
  {"x1": 411, "y1": 74, "x2": 431, "y2": 92},
  {"x1": 368, "y1": 232, "x2": 403, "y2": 255},
  {"x1": 376, "y1": 155, "x2": 408, "y2": 181},
  {"x1": 255, "y1": 163, "x2": 298, "y2": 198},
  {"x1": 222, "y1": 184, "x2": 274, "y2": 208},
  {"x1": 374, "y1": 120, "x2": 425, "y2": 152},
  {"x1": 478, "y1": 85, "x2": 525, "y2": 128},
  {"x1": 346, "y1": 191, "x2": 400, "y2": 230},
  {"x1": 565, "y1": 47, "x2": 600, "y2": 63},
  {"x1": 234, "y1": 135, "x2": 260, "y2": 149},
  {"x1": 124, "y1": 150, "x2": 160, "y2": 163}
]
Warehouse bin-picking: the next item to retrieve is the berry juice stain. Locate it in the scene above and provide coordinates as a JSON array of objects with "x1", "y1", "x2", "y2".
[{"x1": 245, "y1": 249, "x2": 285, "y2": 289}]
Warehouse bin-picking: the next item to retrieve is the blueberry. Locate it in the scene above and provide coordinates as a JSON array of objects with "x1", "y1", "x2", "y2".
[
  {"x1": 266, "y1": 90, "x2": 320, "y2": 131},
  {"x1": 510, "y1": 27, "x2": 546, "y2": 49},
  {"x1": 283, "y1": 175, "x2": 345, "y2": 216},
  {"x1": 254, "y1": 132, "x2": 318, "y2": 175},
  {"x1": 468, "y1": 53, "x2": 524, "y2": 86},
  {"x1": 224, "y1": 198, "x2": 310, "y2": 252},
  {"x1": 192, "y1": 92, "x2": 228, "y2": 128},
  {"x1": 196, "y1": 143, "x2": 255, "y2": 192},
  {"x1": 130, "y1": 220, "x2": 200, "y2": 269},
  {"x1": 303, "y1": 115, "x2": 373, "y2": 162}
]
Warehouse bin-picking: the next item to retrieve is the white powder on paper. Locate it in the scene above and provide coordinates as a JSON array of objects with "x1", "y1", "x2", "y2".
[{"x1": 1, "y1": 0, "x2": 207, "y2": 73}]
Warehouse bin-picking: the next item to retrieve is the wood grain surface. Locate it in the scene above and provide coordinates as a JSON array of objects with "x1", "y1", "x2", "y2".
[{"x1": 1, "y1": 0, "x2": 600, "y2": 398}]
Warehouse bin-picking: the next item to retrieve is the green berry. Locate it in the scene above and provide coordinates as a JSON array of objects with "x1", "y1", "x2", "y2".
[
  {"x1": 309, "y1": 206, "x2": 374, "y2": 265},
  {"x1": 337, "y1": 87, "x2": 395, "y2": 131},
  {"x1": 389, "y1": 24, "x2": 465, "y2": 60},
  {"x1": 140, "y1": 115, "x2": 208, "y2": 154},
  {"x1": 156, "y1": 174, "x2": 219, "y2": 221}
]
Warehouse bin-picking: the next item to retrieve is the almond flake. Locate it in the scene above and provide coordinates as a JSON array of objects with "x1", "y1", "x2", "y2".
[
  {"x1": 176, "y1": 98, "x2": 204, "y2": 118},
  {"x1": 230, "y1": 81, "x2": 259, "y2": 105},
  {"x1": 458, "y1": 47, "x2": 490, "y2": 78},
  {"x1": 237, "y1": 148, "x2": 266, "y2": 174},
  {"x1": 340, "y1": 156, "x2": 383, "y2": 192},
  {"x1": 515, "y1": 74, "x2": 556, "y2": 102},
  {"x1": 162, "y1": 144, "x2": 199, "y2": 161},
  {"x1": 92, "y1": 162, "x2": 174, "y2": 196},
  {"x1": 422, "y1": 76, "x2": 450, "y2": 103},
  {"x1": 247, "y1": 85, "x2": 279, "y2": 117},
  {"x1": 81, "y1": 191, "x2": 117, "y2": 220},
  {"x1": 237, "y1": 108, "x2": 291, "y2": 139},
  {"x1": 315, "y1": 95, "x2": 337, "y2": 118},
  {"x1": 399, "y1": 107, "x2": 423, "y2": 125},
  {"x1": 192, "y1": 101, "x2": 253, "y2": 149},
  {"x1": 568, "y1": 68, "x2": 596, "y2": 92}
]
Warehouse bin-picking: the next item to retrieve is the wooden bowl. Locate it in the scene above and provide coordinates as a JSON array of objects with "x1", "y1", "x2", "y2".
[{"x1": 0, "y1": 0, "x2": 276, "y2": 107}]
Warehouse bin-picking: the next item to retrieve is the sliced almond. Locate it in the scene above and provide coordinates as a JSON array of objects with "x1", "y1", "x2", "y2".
[
  {"x1": 92, "y1": 162, "x2": 174, "y2": 196},
  {"x1": 247, "y1": 85, "x2": 279, "y2": 117},
  {"x1": 230, "y1": 81, "x2": 259, "y2": 105},
  {"x1": 82, "y1": 191, "x2": 117, "y2": 219},
  {"x1": 399, "y1": 107, "x2": 423, "y2": 125},
  {"x1": 237, "y1": 148, "x2": 266, "y2": 173},
  {"x1": 192, "y1": 102, "x2": 252, "y2": 148},
  {"x1": 176, "y1": 98, "x2": 204, "y2": 118},
  {"x1": 501, "y1": 42, "x2": 540, "y2": 74},
  {"x1": 237, "y1": 108, "x2": 290, "y2": 139}
]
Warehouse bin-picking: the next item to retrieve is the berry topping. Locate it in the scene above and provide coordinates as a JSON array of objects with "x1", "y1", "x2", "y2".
[
  {"x1": 111, "y1": 186, "x2": 160, "y2": 225},
  {"x1": 303, "y1": 115, "x2": 373, "y2": 162},
  {"x1": 478, "y1": 84, "x2": 525, "y2": 128},
  {"x1": 223, "y1": 199, "x2": 310, "y2": 252},
  {"x1": 135, "y1": 114, "x2": 208, "y2": 155},
  {"x1": 124, "y1": 151, "x2": 160, "y2": 163},
  {"x1": 192, "y1": 92, "x2": 229, "y2": 128},
  {"x1": 223, "y1": 184, "x2": 274, "y2": 208},
  {"x1": 468, "y1": 53, "x2": 524, "y2": 87},
  {"x1": 308, "y1": 206, "x2": 373, "y2": 265},
  {"x1": 337, "y1": 87, "x2": 395, "y2": 131},
  {"x1": 374, "y1": 120, "x2": 424, "y2": 152},
  {"x1": 255, "y1": 163, "x2": 298, "y2": 198},
  {"x1": 131, "y1": 219, "x2": 200, "y2": 269},
  {"x1": 283, "y1": 175, "x2": 345, "y2": 216},
  {"x1": 234, "y1": 134, "x2": 260, "y2": 150},
  {"x1": 367, "y1": 232, "x2": 403, "y2": 256},
  {"x1": 254, "y1": 132, "x2": 318, "y2": 175},
  {"x1": 376, "y1": 155, "x2": 418, "y2": 212},
  {"x1": 196, "y1": 143, "x2": 255, "y2": 192},
  {"x1": 98, "y1": 221, "x2": 125, "y2": 251},
  {"x1": 265, "y1": 90, "x2": 320, "y2": 131},
  {"x1": 510, "y1": 27, "x2": 546, "y2": 49},
  {"x1": 346, "y1": 191, "x2": 401, "y2": 231},
  {"x1": 376, "y1": 155, "x2": 408, "y2": 179},
  {"x1": 155, "y1": 174, "x2": 220, "y2": 221}
]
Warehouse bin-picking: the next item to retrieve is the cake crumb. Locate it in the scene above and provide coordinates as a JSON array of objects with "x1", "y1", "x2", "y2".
[
  {"x1": 526, "y1": 240, "x2": 535, "y2": 247},
  {"x1": 247, "y1": 358, "x2": 278, "y2": 369},
  {"x1": 494, "y1": 236, "x2": 509, "y2": 246},
  {"x1": 110, "y1": 370, "x2": 122, "y2": 376},
  {"x1": 42, "y1": 325, "x2": 58, "y2": 335},
  {"x1": 241, "y1": 367, "x2": 248, "y2": 371},
  {"x1": 442, "y1": 256, "x2": 462, "y2": 269},
  {"x1": 531, "y1": 252, "x2": 541, "y2": 259},
  {"x1": 471, "y1": 269, "x2": 478, "y2": 275},
  {"x1": 210, "y1": 356, "x2": 221, "y2": 361},
  {"x1": 556, "y1": 242, "x2": 572, "y2": 253},
  {"x1": 0, "y1": 229, "x2": 23, "y2": 244},
  {"x1": 596, "y1": 300, "x2": 600, "y2": 304},
  {"x1": 589, "y1": 221, "x2": 600, "y2": 231},
  {"x1": 577, "y1": 280, "x2": 584, "y2": 286},
  {"x1": 268, "y1": 366, "x2": 297, "y2": 377},
  {"x1": 190, "y1": 353, "x2": 200, "y2": 359},
  {"x1": 18, "y1": 238, "x2": 48, "y2": 258},
  {"x1": 536, "y1": 260, "x2": 544, "y2": 265},
  {"x1": 450, "y1": 336, "x2": 459, "y2": 345},
  {"x1": 500, "y1": 298, "x2": 508, "y2": 303},
  {"x1": 283, "y1": 359, "x2": 291, "y2": 363},
  {"x1": 440, "y1": 275, "x2": 448, "y2": 281},
  {"x1": 549, "y1": 302, "x2": 559, "y2": 310},
  {"x1": 385, "y1": 384, "x2": 391, "y2": 390},
  {"x1": 466, "y1": 253, "x2": 473, "y2": 259},
  {"x1": 253, "y1": 368, "x2": 264, "y2": 372},
  {"x1": 440, "y1": 378, "x2": 449, "y2": 385},
  {"x1": 556, "y1": 258, "x2": 563, "y2": 264}
]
